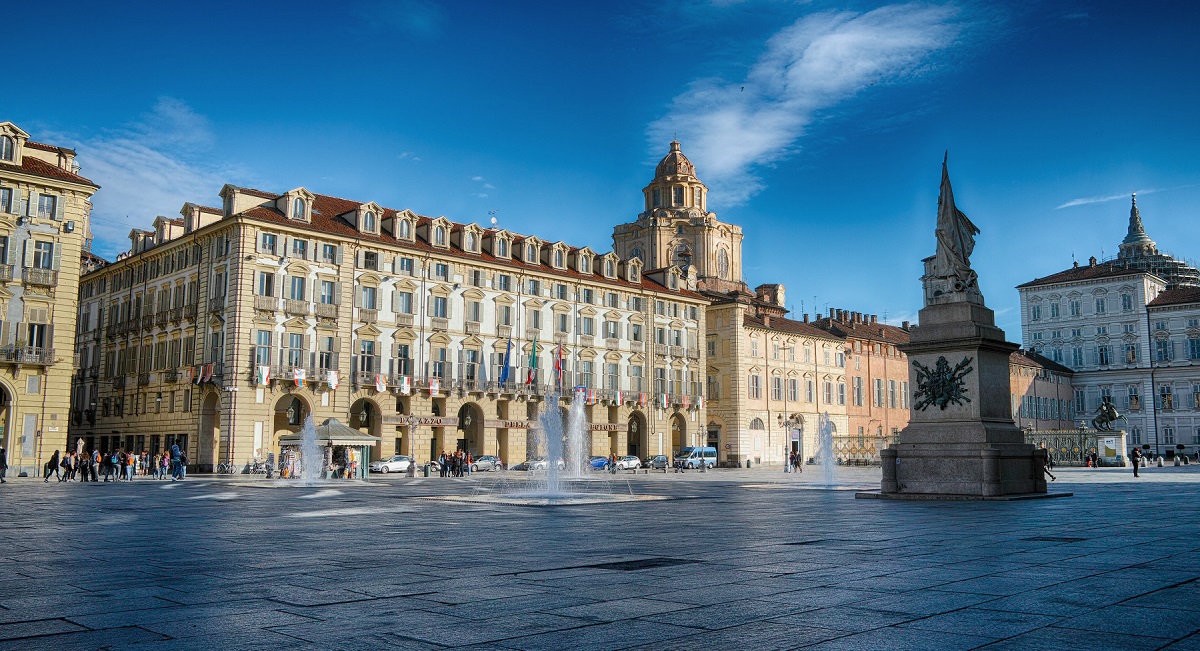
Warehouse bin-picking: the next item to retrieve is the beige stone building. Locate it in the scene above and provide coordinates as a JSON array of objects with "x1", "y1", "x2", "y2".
[
  {"x1": 70, "y1": 149, "x2": 709, "y2": 470},
  {"x1": 0, "y1": 122, "x2": 98, "y2": 475}
]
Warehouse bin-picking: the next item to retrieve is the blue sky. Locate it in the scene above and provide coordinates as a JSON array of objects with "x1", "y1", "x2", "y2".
[{"x1": 8, "y1": 0, "x2": 1199, "y2": 337}]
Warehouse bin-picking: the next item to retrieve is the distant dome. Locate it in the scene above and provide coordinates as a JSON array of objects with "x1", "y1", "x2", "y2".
[{"x1": 655, "y1": 140, "x2": 695, "y2": 178}]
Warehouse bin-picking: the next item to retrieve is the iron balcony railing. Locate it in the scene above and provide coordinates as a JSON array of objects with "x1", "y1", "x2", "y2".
[
  {"x1": 285, "y1": 299, "x2": 310, "y2": 316},
  {"x1": 184, "y1": 303, "x2": 198, "y2": 320},
  {"x1": 170, "y1": 306, "x2": 183, "y2": 323},
  {"x1": 22, "y1": 268, "x2": 57, "y2": 286},
  {"x1": 0, "y1": 346, "x2": 55, "y2": 365},
  {"x1": 0, "y1": 264, "x2": 13, "y2": 281},
  {"x1": 358, "y1": 308, "x2": 378, "y2": 324},
  {"x1": 253, "y1": 296, "x2": 278, "y2": 312},
  {"x1": 315, "y1": 303, "x2": 338, "y2": 319},
  {"x1": 396, "y1": 313, "x2": 414, "y2": 327},
  {"x1": 209, "y1": 296, "x2": 226, "y2": 312}
]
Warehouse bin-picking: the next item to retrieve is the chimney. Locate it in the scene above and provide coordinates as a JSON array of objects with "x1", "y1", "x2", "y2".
[
  {"x1": 1089, "y1": 256, "x2": 1097, "y2": 267},
  {"x1": 829, "y1": 308, "x2": 835, "y2": 318},
  {"x1": 902, "y1": 320, "x2": 910, "y2": 330},
  {"x1": 1073, "y1": 260, "x2": 1079, "y2": 268},
  {"x1": 803, "y1": 314, "x2": 809, "y2": 323},
  {"x1": 762, "y1": 314, "x2": 771, "y2": 327},
  {"x1": 870, "y1": 315, "x2": 877, "y2": 324}
]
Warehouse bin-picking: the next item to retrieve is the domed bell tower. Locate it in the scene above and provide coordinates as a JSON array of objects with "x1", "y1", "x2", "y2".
[{"x1": 612, "y1": 141, "x2": 745, "y2": 294}]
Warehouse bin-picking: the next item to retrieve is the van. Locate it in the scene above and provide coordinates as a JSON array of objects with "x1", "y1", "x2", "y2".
[{"x1": 673, "y1": 446, "x2": 717, "y2": 469}]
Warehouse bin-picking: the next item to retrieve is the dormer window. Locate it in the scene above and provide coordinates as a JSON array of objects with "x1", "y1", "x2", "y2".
[
  {"x1": 0, "y1": 136, "x2": 13, "y2": 162},
  {"x1": 361, "y1": 211, "x2": 377, "y2": 233},
  {"x1": 398, "y1": 220, "x2": 412, "y2": 240},
  {"x1": 434, "y1": 225, "x2": 446, "y2": 246},
  {"x1": 525, "y1": 243, "x2": 536, "y2": 263},
  {"x1": 669, "y1": 273, "x2": 678, "y2": 290},
  {"x1": 580, "y1": 256, "x2": 590, "y2": 274},
  {"x1": 291, "y1": 198, "x2": 306, "y2": 220},
  {"x1": 604, "y1": 259, "x2": 614, "y2": 278},
  {"x1": 553, "y1": 249, "x2": 564, "y2": 268},
  {"x1": 465, "y1": 231, "x2": 478, "y2": 252},
  {"x1": 497, "y1": 238, "x2": 509, "y2": 258}
]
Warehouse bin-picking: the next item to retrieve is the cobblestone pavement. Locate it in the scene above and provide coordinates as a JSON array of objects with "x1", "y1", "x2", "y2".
[{"x1": 1, "y1": 465, "x2": 1198, "y2": 650}]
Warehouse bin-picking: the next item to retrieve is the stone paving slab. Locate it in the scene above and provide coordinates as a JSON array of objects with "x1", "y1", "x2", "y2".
[{"x1": 0, "y1": 466, "x2": 1198, "y2": 649}]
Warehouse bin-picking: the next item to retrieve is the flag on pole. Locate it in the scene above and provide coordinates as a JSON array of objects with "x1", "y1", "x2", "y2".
[
  {"x1": 326, "y1": 370, "x2": 339, "y2": 390},
  {"x1": 498, "y1": 338, "x2": 512, "y2": 386},
  {"x1": 585, "y1": 389, "x2": 596, "y2": 405},
  {"x1": 193, "y1": 366, "x2": 203, "y2": 385},
  {"x1": 202, "y1": 363, "x2": 214, "y2": 383},
  {"x1": 638, "y1": 392, "x2": 648, "y2": 407},
  {"x1": 659, "y1": 393, "x2": 669, "y2": 409},
  {"x1": 614, "y1": 390, "x2": 623, "y2": 405},
  {"x1": 375, "y1": 373, "x2": 387, "y2": 393},
  {"x1": 526, "y1": 336, "x2": 538, "y2": 385},
  {"x1": 185, "y1": 367, "x2": 194, "y2": 384},
  {"x1": 554, "y1": 344, "x2": 563, "y2": 391},
  {"x1": 696, "y1": 394, "x2": 705, "y2": 409},
  {"x1": 681, "y1": 394, "x2": 690, "y2": 409},
  {"x1": 293, "y1": 367, "x2": 306, "y2": 388}
]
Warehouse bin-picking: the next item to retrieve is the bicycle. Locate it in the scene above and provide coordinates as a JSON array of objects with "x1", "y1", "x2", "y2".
[{"x1": 216, "y1": 462, "x2": 240, "y2": 474}]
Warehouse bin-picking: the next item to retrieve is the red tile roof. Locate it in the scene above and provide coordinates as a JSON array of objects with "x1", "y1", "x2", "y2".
[
  {"x1": 0, "y1": 155, "x2": 97, "y2": 187},
  {"x1": 25, "y1": 140, "x2": 72, "y2": 154},
  {"x1": 810, "y1": 317, "x2": 911, "y2": 346},
  {"x1": 1148, "y1": 286, "x2": 1200, "y2": 307},
  {"x1": 1017, "y1": 262, "x2": 1154, "y2": 288},
  {"x1": 238, "y1": 188, "x2": 704, "y2": 299},
  {"x1": 743, "y1": 314, "x2": 843, "y2": 341},
  {"x1": 1010, "y1": 349, "x2": 1074, "y2": 375}
]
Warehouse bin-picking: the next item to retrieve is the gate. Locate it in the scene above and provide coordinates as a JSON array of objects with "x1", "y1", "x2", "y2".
[{"x1": 1024, "y1": 429, "x2": 1126, "y2": 467}]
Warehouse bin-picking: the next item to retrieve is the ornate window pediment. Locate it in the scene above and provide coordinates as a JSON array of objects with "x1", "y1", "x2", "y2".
[
  {"x1": 574, "y1": 246, "x2": 594, "y2": 275},
  {"x1": 459, "y1": 223, "x2": 483, "y2": 254},
  {"x1": 279, "y1": 188, "x2": 315, "y2": 223}
]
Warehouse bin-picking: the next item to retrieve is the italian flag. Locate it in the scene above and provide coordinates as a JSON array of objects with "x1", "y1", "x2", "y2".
[{"x1": 526, "y1": 336, "x2": 538, "y2": 385}]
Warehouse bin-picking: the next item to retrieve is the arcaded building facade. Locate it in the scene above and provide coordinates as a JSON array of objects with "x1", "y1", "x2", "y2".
[
  {"x1": 0, "y1": 122, "x2": 98, "y2": 475},
  {"x1": 70, "y1": 146, "x2": 710, "y2": 470}
]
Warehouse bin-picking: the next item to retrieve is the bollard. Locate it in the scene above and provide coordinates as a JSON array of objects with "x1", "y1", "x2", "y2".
[
  {"x1": 746, "y1": 458, "x2": 752, "y2": 469},
  {"x1": 1157, "y1": 457, "x2": 1164, "y2": 467},
  {"x1": 422, "y1": 463, "x2": 431, "y2": 477}
]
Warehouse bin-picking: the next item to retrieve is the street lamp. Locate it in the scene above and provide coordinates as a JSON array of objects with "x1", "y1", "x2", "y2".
[{"x1": 778, "y1": 413, "x2": 801, "y2": 472}]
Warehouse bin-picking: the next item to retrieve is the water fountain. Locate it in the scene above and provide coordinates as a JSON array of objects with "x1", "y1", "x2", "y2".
[
  {"x1": 564, "y1": 392, "x2": 588, "y2": 478},
  {"x1": 816, "y1": 411, "x2": 836, "y2": 487},
  {"x1": 296, "y1": 415, "x2": 324, "y2": 484}
]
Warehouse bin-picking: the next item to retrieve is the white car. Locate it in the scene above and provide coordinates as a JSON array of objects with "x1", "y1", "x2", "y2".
[
  {"x1": 614, "y1": 455, "x2": 641, "y2": 470},
  {"x1": 370, "y1": 455, "x2": 415, "y2": 474}
]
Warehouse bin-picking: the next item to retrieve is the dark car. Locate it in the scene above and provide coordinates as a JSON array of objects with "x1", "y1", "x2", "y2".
[{"x1": 643, "y1": 455, "x2": 669, "y2": 470}]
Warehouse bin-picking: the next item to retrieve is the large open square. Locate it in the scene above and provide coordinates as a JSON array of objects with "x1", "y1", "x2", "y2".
[{"x1": 2, "y1": 467, "x2": 1198, "y2": 650}]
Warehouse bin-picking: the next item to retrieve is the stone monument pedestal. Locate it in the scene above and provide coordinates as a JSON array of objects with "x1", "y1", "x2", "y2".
[{"x1": 858, "y1": 301, "x2": 1068, "y2": 501}]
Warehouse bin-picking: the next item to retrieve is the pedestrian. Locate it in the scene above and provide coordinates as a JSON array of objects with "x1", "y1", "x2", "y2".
[
  {"x1": 90, "y1": 449, "x2": 100, "y2": 482},
  {"x1": 0, "y1": 446, "x2": 7, "y2": 483},
  {"x1": 1038, "y1": 442, "x2": 1056, "y2": 482},
  {"x1": 44, "y1": 450, "x2": 61, "y2": 482},
  {"x1": 170, "y1": 441, "x2": 182, "y2": 481},
  {"x1": 1131, "y1": 446, "x2": 1143, "y2": 478},
  {"x1": 177, "y1": 449, "x2": 188, "y2": 480}
]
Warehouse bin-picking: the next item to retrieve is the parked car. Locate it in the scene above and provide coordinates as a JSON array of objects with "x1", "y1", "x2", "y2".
[
  {"x1": 614, "y1": 455, "x2": 641, "y2": 470},
  {"x1": 673, "y1": 446, "x2": 717, "y2": 469},
  {"x1": 471, "y1": 455, "x2": 503, "y2": 472},
  {"x1": 643, "y1": 455, "x2": 669, "y2": 470},
  {"x1": 514, "y1": 456, "x2": 564, "y2": 471},
  {"x1": 369, "y1": 455, "x2": 415, "y2": 474},
  {"x1": 589, "y1": 456, "x2": 610, "y2": 470}
]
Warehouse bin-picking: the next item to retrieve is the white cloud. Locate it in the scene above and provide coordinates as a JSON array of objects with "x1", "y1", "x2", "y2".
[
  {"x1": 56, "y1": 98, "x2": 245, "y2": 259},
  {"x1": 649, "y1": 3, "x2": 963, "y2": 205},
  {"x1": 398, "y1": 151, "x2": 422, "y2": 162},
  {"x1": 471, "y1": 176, "x2": 485, "y2": 182},
  {"x1": 1056, "y1": 189, "x2": 1154, "y2": 209}
]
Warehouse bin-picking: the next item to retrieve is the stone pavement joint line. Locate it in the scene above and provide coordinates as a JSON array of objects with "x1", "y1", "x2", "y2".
[{"x1": 0, "y1": 466, "x2": 1197, "y2": 650}]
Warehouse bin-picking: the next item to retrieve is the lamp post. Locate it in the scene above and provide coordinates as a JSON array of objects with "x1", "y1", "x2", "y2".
[{"x1": 778, "y1": 413, "x2": 801, "y2": 473}]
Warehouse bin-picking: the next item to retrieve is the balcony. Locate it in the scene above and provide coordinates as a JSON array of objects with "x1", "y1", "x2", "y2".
[
  {"x1": 654, "y1": 344, "x2": 668, "y2": 356},
  {"x1": 112, "y1": 376, "x2": 126, "y2": 389},
  {"x1": 553, "y1": 331, "x2": 568, "y2": 344},
  {"x1": 525, "y1": 328, "x2": 540, "y2": 340},
  {"x1": 606, "y1": 338, "x2": 620, "y2": 350},
  {"x1": 465, "y1": 321, "x2": 480, "y2": 335},
  {"x1": 184, "y1": 303, "x2": 198, "y2": 320},
  {"x1": 253, "y1": 296, "x2": 278, "y2": 312},
  {"x1": 209, "y1": 296, "x2": 226, "y2": 312},
  {"x1": 497, "y1": 325, "x2": 513, "y2": 338},
  {"x1": 0, "y1": 346, "x2": 55, "y2": 366},
  {"x1": 164, "y1": 370, "x2": 179, "y2": 383},
  {"x1": 22, "y1": 268, "x2": 57, "y2": 287},
  {"x1": 396, "y1": 313, "x2": 414, "y2": 327},
  {"x1": 170, "y1": 306, "x2": 183, "y2": 323},
  {"x1": 580, "y1": 335, "x2": 595, "y2": 347},
  {"x1": 670, "y1": 345, "x2": 685, "y2": 357},
  {"x1": 358, "y1": 308, "x2": 378, "y2": 324},
  {"x1": 431, "y1": 317, "x2": 449, "y2": 331},
  {"x1": 687, "y1": 347, "x2": 700, "y2": 359},
  {"x1": 141, "y1": 314, "x2": 154, "y2": 330},
  {"x1": 631, "y1": 341, "x2": 644, "y2": 353},
  {"x1": 0, "y1": 264, "x2": 12, "y2": 281},
  {"x1": 315, "y1": 303, "x2": 338, "y2": 319},
  {"x1": 285, "y1": 299, "x2": 310, "y2": 316},
  {"x1": 155, "y1": 312, "x2": 168, "y2": 328},
  {"x1": 138, "y1": 372, "x2": 151, "y2": 387},
  {"x1": 354, "y1": 370, "x2": 377, "y2": 387}
]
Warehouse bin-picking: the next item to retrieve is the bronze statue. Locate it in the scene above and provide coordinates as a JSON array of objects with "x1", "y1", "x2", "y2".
[
  {"x1": 1091, "y1": 397, "x2": 1126, "y2": 431},
  {"x1": 933, "y1": 152, "x2": 980, "y2": 294}
]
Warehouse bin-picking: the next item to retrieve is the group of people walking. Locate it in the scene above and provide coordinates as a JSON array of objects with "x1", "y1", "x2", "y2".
[
  {"x1": 39, "y1": 443, "x2": 189, "y2": 483},
  {"x1": 437, "y1": 450, "x2": 473, "y2": 477}
]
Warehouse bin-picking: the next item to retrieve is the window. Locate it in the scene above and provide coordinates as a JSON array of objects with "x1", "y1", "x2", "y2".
[
  {"x1": 1125, "y1": 343, "x2": 1138, "y2": 364},
  {"x1": 395, "y1": 344, "x2": 411, "y2": 375},
  {"x1": 286, "y1": 333, "x2": 304, "y2": 367},
  {"x1": 319, "y1": 337, "x2": 335, "y2": 370},
  {"x1": 580, "y1": 256, "x2": 590, "y2": 274},
  {"x1": 555, "y1": 284, "x2": 568, "y2": 300},
  {"x1": 322, "y1": 243, "x2": 338, "y2": 263},
  {"x1": 1155, "y1": 340, "x2": 1174, "y2": 362},
  {"x1": 1097, "y1": 345, "x2": 1112, "y2": 366},
  {"x1": 580, "y1": 288, "x2": 593, "y2": 303},
  {"x1": 360, "y1": 286, "x2": 377, "y2": 310},
  {"x1": 433, "y1": 225, "x2": 446, "y2": 246},
  {"x1": 398, "y1": 220, "x2": 412, "y2": 239},
  {"x1": 1094, "y1": 297, "x2": 1106, "y2": 314},
  {"x1": 604, "y1": 260, "x2": 614, "y2": 277},
  {"x1": 32, "y1": 241, "x2": 54, "y2": 269},
  {"x1": 1074, "y1": 388, "x2": 1086, "y2": 413},
  {"x1": 874, "y1": 378, "x2": 885, "y2": 408},
  {"x1": 0, "y1": 136, "x2": 12, "y2": 161},
  {"x1": 432, "y1": 296, "x2": 447, "y2": 318},
  {"x1": 750, "y1": 338, "x2": 758, "y2": 357},
  {"x1": 525, "y1": 243, "x2": 536, "y2": 263},
  {"x1": 466, "y1": 300, "x2": 481, "y2": 323},
  {"x1": 359, "y1": 340, "x2": 378, "y2": 373},
  {"x1": 630, "y1": 296, "x2": 643, "y2": 312},
  {"x1": 469, "y1": 269, "x2": 484, "y2": 287},
  {"x1": 747, "y1": 374, "x2": 762, "y2": 399},
  {"x1": 581, "y1": 317, "x2": 595, "y2": 336},
  {"x1": 35, "y1": 194, "x2": 57, "y2": 220},
  {"x1": 528, "y1": 308, "x2": 541, "y2": 329},
  {"x1": 836, "y1": 352, "x2": 845, "y2": 367},
  {"x1": 1121, "y1": 293, "x2": 1133, "y2": 311},
  {"x1": 853, "y1": 377, "x2": 864, "y2": 406},
  {"x1": 0, "y1": 187, "x2": 11, "y2": 213},
  {"x1": 652, "y1": 188, "x2": 662, "y2": 207},
  {"x1": 260, "y1": 233, "x2": 277, "y2": 254},
  {"x1": 631, "y1": 324, "x2": 643, "y2": 342},
  {"x1": 319, "y1": 280, "x2": 337, "y2": 304},
  {"x1": 256, "y1": 271, "x2": 275, "y2": 297},
  {"x1": 1072, "y1": 347, "x2": 1084, "y2": 367},
  {"x1": 1030, "y1": 304, "x2": 1041, "y2": 321},
  {"x1": 578, "y1": 361, "x2": 593, "y2": 387},
  {"x1": 291, "y1": 199, "x2": 306, "y2": 220},
  {"x1": 465, "y1": 231, "x2": 477, "y2": 252},
  {"x1": 288, "y1": 276, "x2": 306, "y2": 301},
  {"x1": 888, "y1": 380, "x2": 898, "y2": 408},
  {"x1": 553, "y1": 249, "x2": 564, "y2": 268},
  {"x1": 291, "y1": 239, "x2": 307, "y2": 259},
  {"x1": 771, "y1": 376, "x2": 783, "y2": 400},
  {"x1": 837, "y1": 382, "x2": 846, "y2": 405},
  {"x1": 1155, "y1": 320, "x2": 1168, "y2": 332},
  {"x1": 398, "y1": 257, "x2": 414, "y2": 276},
  {"x1": 673, "y1": 186, "x2": 684, "y2": 205},
  {"x1": 497, "y1": 274, "x2": 511, "y2": 291},
  {"x1": 527, "y1": 279, "x2": 541, "y2": 295},
  {"x1": 496, "y1": 239, "x2": 509, "y2": 258},
  {"x1": 1050, "y1": 302, "x2": 1060, "y2": 318},
  {"x1": 1190, "y1": 337, "x2": 1200, "y2": 360},
  {"x1": 806, "y1": 379, "x2": 814, "y2": 402},
  {"x1": 788, "y1": 378, "x2": 799, "y2": 402},
  {"x1": 556, "y1": 313, "x2": 569, "y2": 333},
  {"x1": 1163, "y1": 427, "x2": 1175, "y2": 445},
  {"x1": 606, "y1": 292, "x2": 619, "y2": 308},
  {"x1": 498, "y1": 304, "x2": 512, "y2": 326},
  {"x1": 255, "y1": 330, "x2": 272, "y2": 366},
  {"x1": 604, "y1": 320, "x2": 619, "y2": 339},
  {"x1": 631, "y1": 366, "x2": 644, "y2": 392},
  {"x1": 395, "y1": 291, "x2": 413, "y2": 314},
  {"x1": 362, "y1": 212, "x2": 377, "y2": 232},
  {"x1": 1095, "y1": 326, "x2": 1106, "y2": 335},
  {"x1": 901, "y1": 381, "x2": 909, "y2": 409},
  {"x1": 1069, "y1": 300, "x2": 1081, "y2": 317},
  {"x1": 823, "y1": 381, "x2": 833, "y2": 404},
  {"x1": 434, "y1": 263, "x2": 448, "y2": 280}
]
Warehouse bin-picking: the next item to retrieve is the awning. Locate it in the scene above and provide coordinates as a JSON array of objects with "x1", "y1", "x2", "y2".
[{"x1": 277, "y1": 418, "x2": 382, "y2": 447}]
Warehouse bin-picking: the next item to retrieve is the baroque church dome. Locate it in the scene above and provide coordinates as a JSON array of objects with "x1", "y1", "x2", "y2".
[{"x1": 654, "y1": 140, "x2": 695, "y2": 179}]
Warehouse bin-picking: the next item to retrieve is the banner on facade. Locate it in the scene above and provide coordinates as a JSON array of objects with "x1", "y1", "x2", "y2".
[
  {"x1": 375, "y1": 373, "x2": 387, "y2": 393},
  {"x1": 256, "y1": 365, "x2": 270, "y2": 386},
  {"x1": 399, "y1": 375, "x2": 411, "y2": 395},
  {"x1": 293, "y1": 367, "x2": 306, "y2": 388},
  {"x1": 429, "y1": 378, "x2": 440, "y2": 395},
  {"x1": 484, "y1": 419, "x2": 533, "y2": 429},
  {"x1": 326, "y1": 370, "x2": 339, "y2": 390}
]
